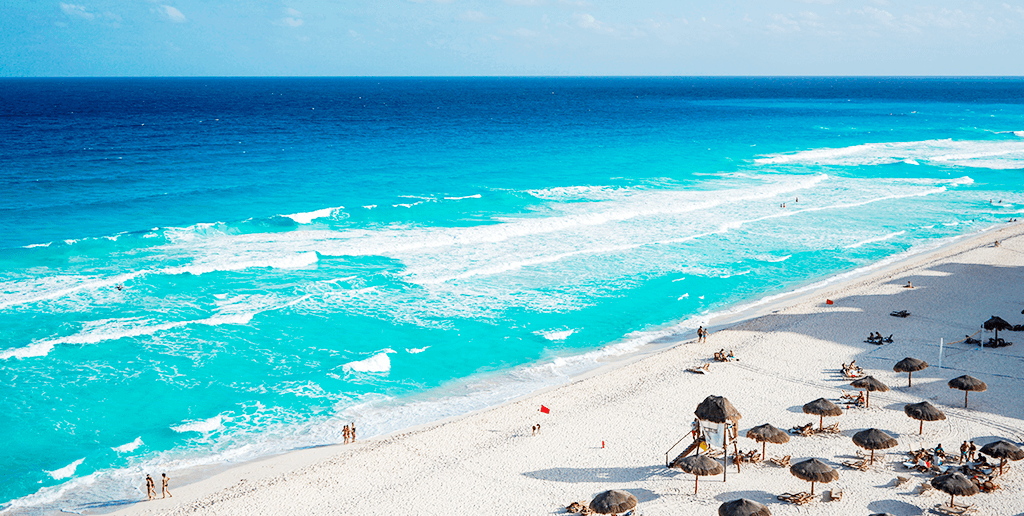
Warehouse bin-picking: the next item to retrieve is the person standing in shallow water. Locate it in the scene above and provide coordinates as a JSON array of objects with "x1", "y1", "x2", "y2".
[
  {"x1": 342, "y1": 424, "x2": 350, "y2": 444},
  {"x1": 162, "y1": 473, "x2": 172, "y2": 498},
  {"x1": 351, "y1": 422, "x2": 356, "y2": 441}
]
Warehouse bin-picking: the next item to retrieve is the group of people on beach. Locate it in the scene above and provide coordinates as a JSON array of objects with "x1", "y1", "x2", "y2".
[
  {"x1": 144, "y1": 473, "x2": 171, "y2": 501},
  {"x1": 696, "y1": 326, "x2": 709, "y2": 343},
  {"x1": 343, "y1": 422, "x2": 357, "y2": 444},
  {"x1": 960, "y1": 440, "x2": 979, "y2": 463}
]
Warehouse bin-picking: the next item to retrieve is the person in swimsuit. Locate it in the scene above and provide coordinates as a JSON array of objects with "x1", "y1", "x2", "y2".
[
  {"x1": 162, "y1": 473, "x2": 172, "y2": 498},
  {"x1": 145, "y1": 474, "x2": 156, "y2": 501}
]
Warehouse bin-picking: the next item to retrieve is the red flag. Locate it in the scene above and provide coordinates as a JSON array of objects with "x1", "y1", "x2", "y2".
[
  {"x1": 826, "y1": 299, "x2": 834, "y2": 305},
  {"x1": 540, "y1": 405, "x2": 550, "y2": 414}
]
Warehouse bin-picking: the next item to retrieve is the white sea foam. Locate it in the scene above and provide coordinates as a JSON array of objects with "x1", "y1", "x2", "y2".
[
  {"x1": 283, "y1": 206, "x2": 342, "y2": 224},
  {"x1": 756, "y1": 254, "x2": 792, "y2": 263},
  {"x1": 0, "y1": 313, "x2": 256, "y2": 360},
  {"x1": 406, "y1": 346, "x2": 430, "y2": 354},
  {"x1": 363, "y1": 205, "x2": 377, "y2": 209},
  {"x1": 678, "y1": 293, "x2": 689, "y2": 299},
  {"x1": 393, "y1": 202, "x2": 423, "y2": 208},
  {"x1": 111, "y1": 437, "x2": 143, "y2": 453},
  {"x1": 171, "y1": 415, "x2": 223, "y2": 433},
  {"x1": 757, "y1": 138, "x2": 1024, "y2": 169},
  {"x1": 845, "y1": 230, "x2": 907, "y2": 249},
  {"x1": 343, "y1": 349, "x2": 395, "y2": 373},
  {"x1": 535, "y1": 329, "x2": 575, "y2": 341},
  {"x1": 444, "y1": 194, "x2": 482, "y2": 200},
  {"x1": 46, "y1": 458, "x2": 85, "y2": 480},
  {"x1": 23, "y1": 242, "x2": 52, "y2": 248}
]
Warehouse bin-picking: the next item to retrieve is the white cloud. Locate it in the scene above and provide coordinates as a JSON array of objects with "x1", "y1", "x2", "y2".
[
  {"x1": 503, "y1": 0, "x2": 545, "y2": 5},
  {"x1": 159, "y1": 5, "x2": 186, "y2": 23},
  {"x1": 1004, "y1": 3, "x2": 1024, "y2": 16},
  {"x1": 282, "y1": 17, "x2": 303, "y2": 27},
  {"x1": 459, "y1": 10, "x2": 494, "y2": 23},
  {"x1": 285, "y1": 7, "x2": 303, "y2": 17},
  {"x1": 60, "y1": 3, "x2": 95, "y2": 20},
  {"x1": 575, "y1": 13, "x2": 612, "y2": 33}
]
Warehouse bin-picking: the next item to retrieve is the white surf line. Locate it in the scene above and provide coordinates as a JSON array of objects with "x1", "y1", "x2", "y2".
[{"x1": 410, "y1": 186, "x2": 955, "y2": 285}]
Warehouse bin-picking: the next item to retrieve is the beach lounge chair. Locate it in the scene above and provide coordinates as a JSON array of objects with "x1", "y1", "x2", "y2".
[
  {"x1": 790, "y1": 423, "x2": 814, "y2": 437},
  {"x1": 933, "y1": 503, "x2": 977, "y2": 515},
  {"x1": 686, "y1": 363, "x2": 710, "y2": 374},
  {"x1": 817, "y1": 422, "x2": 841, "y2": 434},
  {"x1": 768, "y1": 455, "x2": 791, "y2": 467},
  {"x1": 777, "y1": 492, "x2": 814, "y2": 505},
  {"x1": 842, "y1": 459, "x2": 868, "y2": 471},
  {"x1": 895, "y1": 475, "x2": 911, "y2": 487},
  {"x1": 890, "y1": 310, "x2": 910, "y2": 318},
  {"x1": 827, "y1": 489, "x2": 843, "y2": 502}
]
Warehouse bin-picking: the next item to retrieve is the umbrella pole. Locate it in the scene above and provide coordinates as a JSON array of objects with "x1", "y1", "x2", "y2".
[
  {"x1": 870, "y1": 449, "x2": 875, "y2": 465},
  {"x1": 920, "y1": 420, "x2": 924, "y2": 435},
  {"x1": 734, "y1": 441, "x2": 741, "y2": 473},
  {"x1": 964, "y1": 391, "x2": 969, "y2": 408},
  {"x1": 908, "y1": 371, "x2": 912, "y2": 388},
  {"x1": 694, "y1": 474, "x2": 698, "y2": 495},
  {"x1": 810, "y1": 481, "x2": 815, "y2": 496},
  {"x1": 1001, "y1": 458, "x2": 1005, "y2": 475},
  {"x1": 819, "y1": 415, "x2": 823, "y2": 431},
  {"x1": 762, "y1": 442, "x2": 766, "y2": 461}
]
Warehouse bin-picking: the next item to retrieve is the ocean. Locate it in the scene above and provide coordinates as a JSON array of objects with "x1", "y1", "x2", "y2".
[{"x1": 1, "y1": 77, "x2": 1022, "y2": 513}]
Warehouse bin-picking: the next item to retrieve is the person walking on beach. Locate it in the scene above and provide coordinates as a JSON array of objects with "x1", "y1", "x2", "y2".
[
  {"x1": 145, "y1": 474, "x2": 156, "y2": 501},
  {"x1": 343, "y1": 424, "x2": 350, "y2": 444},
  {"x1": 697, "y1": 326, "x2": 704, "y2": 343},
  {"x1": 162, "y1": 473, "x2": 172, "y2": 498},
  {"x1": 351, "y1": 422, "x2": 356, "y2": 442}
]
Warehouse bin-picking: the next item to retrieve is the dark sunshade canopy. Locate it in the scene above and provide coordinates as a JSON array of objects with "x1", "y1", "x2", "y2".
[
  {"x1": 852, "y1": 428, "x2": 898, "y2": 464},
  {"x1": 979, "y1": 440, "x2": 1024, "y2": 475},
  {"x1": 850, "y1": 376, "x2": 889, "y2": 407},
  {"x1": 718, "y1": 498, "x2": 771, "y2": 516},
  {"x1": 674, "y1": 454, "x2": 724, "y2": 494},
  {"x1": 802, "y1": 398, "x2": 842, "y2": 430},
  {"x1": 948, "y1": 375, "x2": 987, "y2": 408},
  {"x1": 695, "y1": 395, "x2": 742, "y2": 424},
  {"x1": 984, "y1": 315, "x2": 1013, "y2": 342},
  {"x1": 790, "y1": 458, "x2": 838, "y2": 495},
  {"x1": 930, "y1": 472, "x2": 979, "y2": 507},
  {"x1": 893, "y1": 357, "x2": 928, "y2": 387},
  {"x1": 904, "y1": 401, "x2": 946, "y2": 435},
  {"x1": 589, "y1": 490, "x2": 638, "y2": 515},
  {"x1": 746, "y1": 424, "x2": 790, "y2": 459}
]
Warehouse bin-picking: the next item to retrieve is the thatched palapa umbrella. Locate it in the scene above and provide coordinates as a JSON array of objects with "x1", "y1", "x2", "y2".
[
  {"x1": 979, "y1": 440, "x2": 1024, "y2": 475},
  {"x1": 948, "y1": 375, "x2": 987, "y2": 408},
  {"x1": 802, "y1": 398, "x2": 843, "y2": 431},
  {"x1": 674, "y1": 454, "x2": 723, "y2": 494},
  {"x1": 746, "y1": 424, "x2": 789, "y2": 460},
  {"x1": 718, "y1": 498, "x2": 771, "y2": 516},
  {"x1": 852, "y1": 428, "x2": 898, "y2": 464},
  {"x1": 589, "y1": 490, "x2": 637, "y2": 515},
  {"x1": 984, "y1": 315, "x2": 1013, "y2": 342},
  {"x1": 904, "y1": 401, "x2": 946, "y2": 435},
  {"x1": 850, "y1": 376, "x2": 888, "y2": 408},
  {"x1": 790, "y1": 458, "x2": 838, "y2": 495},
  {"x1": 893, "y1": 357, "x2": 928, "y2": 387},
  {"x1": 694, "y1": 395, "x2": 742, "y2": 479},
  {"x1": 695, "y1": 395, "x2": 742, "y2": 424},
  {"x1": 931, "y1": 472, "x2": 979, "y2": 508}
]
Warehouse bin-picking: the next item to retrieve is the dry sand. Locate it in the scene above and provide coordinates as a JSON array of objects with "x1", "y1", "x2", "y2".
[{"x1": 111, "y1": 223, "x2": 1024, "y2": 516}]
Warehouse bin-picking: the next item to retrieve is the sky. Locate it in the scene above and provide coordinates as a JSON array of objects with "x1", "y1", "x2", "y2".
[{"x1": 1, "y1": 0, "x2": 1023, "y2": 76}]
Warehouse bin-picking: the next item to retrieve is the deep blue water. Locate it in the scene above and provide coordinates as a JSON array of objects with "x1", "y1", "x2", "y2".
[{"x1": 1, "y1": 77, "x2": 1022, "y2": 512}]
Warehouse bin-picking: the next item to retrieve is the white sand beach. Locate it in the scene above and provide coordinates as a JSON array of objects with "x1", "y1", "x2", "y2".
[{"x1": 111, "y1": 223, "x2": 1024, "y2": 516}]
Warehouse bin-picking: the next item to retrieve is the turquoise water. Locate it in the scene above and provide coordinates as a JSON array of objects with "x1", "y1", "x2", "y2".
[{"x1": 1, "y1": 77, "x2": 1023, "y2": 513}]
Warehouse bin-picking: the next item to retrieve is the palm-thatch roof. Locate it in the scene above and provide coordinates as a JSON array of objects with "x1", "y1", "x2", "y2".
[
  {"x1": 852, "y1": 428, "x2": 897, "y2": 463},
  {"x1": 948, "y1": 375, "x2": 987, "y2": 408},
  {"x1": 790, "y1": 458, "x2": 838, "y2": 495},
  {"x1": 802, "y1": 398, "x2": 842, "y2": 430},
  {"x1": 695, "y1": 395, "x2": 742, "y2": 423},
  {"x1": 675, "y1": 454, "x2": 724, "y2": 494},
  {"x1": 979, "y1": 440, "x2": 1024, "y2": 474},
  {"x1": 718, "y1": 498, "x2": 771, "y2": 516},
  {"x1": 931, "y1": 472, "x2": 979, "y2": 506},
  {"x1": 589, "y1": 490, "x2": 638, "y2": 515},
  {"x1": 893, "y1": 357, "x2": 928, "y2": 387},
  {"x1": 850, "y1": 376, "x2": 889, "y2": 407},
  {"x1": 904, "y1": 401, "x2": 945, "y2": 434},
  {"x1": 746, "y1": 423, "x2": 789, "y2": 460}
]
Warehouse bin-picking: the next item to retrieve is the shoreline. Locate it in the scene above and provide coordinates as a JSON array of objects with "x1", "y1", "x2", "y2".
[{"x1": 91, "y1": 220, "x2": 1024, "y2": 516}]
